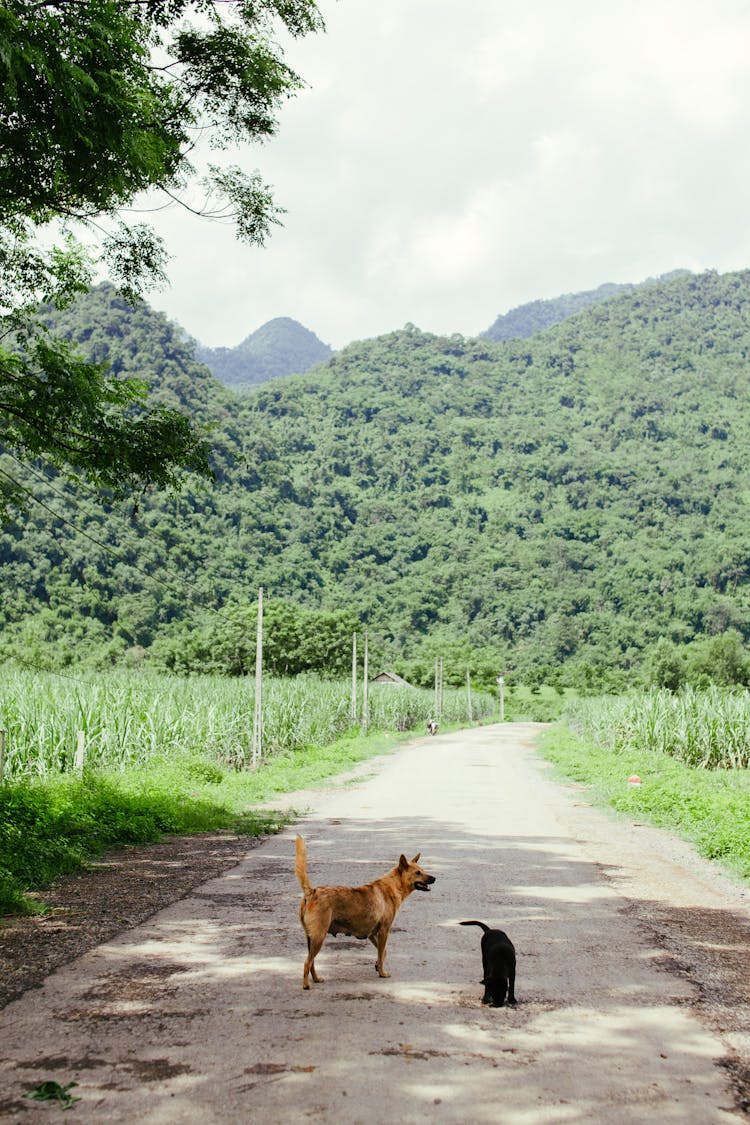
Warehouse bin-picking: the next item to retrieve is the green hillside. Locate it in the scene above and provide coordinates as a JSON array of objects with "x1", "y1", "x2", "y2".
[
  {"x1": 482, "y1": 270, "x2": 691, "y2": 340},
  {"x1": 2, "y1": 270, "x2": 750, "y2": 691}
]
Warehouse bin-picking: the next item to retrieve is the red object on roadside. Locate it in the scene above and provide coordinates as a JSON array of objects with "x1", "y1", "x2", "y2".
[{"x1": 628, "y1": 775, "x2": 642, "y2": 786}]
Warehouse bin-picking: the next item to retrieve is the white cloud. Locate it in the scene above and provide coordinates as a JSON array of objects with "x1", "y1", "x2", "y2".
[{"x1": 142, "y1": 0, "x2": 750, "y2": 349}]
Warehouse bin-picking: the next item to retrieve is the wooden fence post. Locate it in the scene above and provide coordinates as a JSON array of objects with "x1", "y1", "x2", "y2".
[
  {"x1": 351, "y1": 632, "x2": 358, "y2": 723},
  {"x1": 466, "y1": 669, "x2": 473, "y2": 723},
  {"x1": 74, "y1": 730, "x2": 85, "y2": 774}
]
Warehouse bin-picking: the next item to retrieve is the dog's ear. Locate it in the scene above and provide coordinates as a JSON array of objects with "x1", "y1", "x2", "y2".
[
  {"x1": 411, "y1": 853, "x2": 420, "y2": 863},
  {"x1": 398, "y1": 854, "x2": 409, "y2": 871}
]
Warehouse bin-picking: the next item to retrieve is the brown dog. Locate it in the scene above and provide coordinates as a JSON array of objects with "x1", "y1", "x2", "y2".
[{"x1": 295, "y1": 835, "x2": 436, "y2": 989}]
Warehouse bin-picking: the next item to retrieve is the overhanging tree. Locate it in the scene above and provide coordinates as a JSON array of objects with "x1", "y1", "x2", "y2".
[{"x1": 0, "y1": 0, "x2": 324, "y2": 518}]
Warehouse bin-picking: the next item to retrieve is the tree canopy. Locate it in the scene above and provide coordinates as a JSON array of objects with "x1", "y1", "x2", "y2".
[
  {"x1": 3, "y1": 270, "x2": 750, "y2": 691},
  {"x1": 0, "y1": 0, "x2": 323, "y2": 518}
]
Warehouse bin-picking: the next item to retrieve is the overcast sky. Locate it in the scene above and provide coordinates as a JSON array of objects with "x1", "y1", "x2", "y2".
[{"x1": 145, "y1": 0, "x2": 750, "y2": 351}]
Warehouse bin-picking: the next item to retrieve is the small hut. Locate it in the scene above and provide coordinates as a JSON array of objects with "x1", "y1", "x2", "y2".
[{"x1": 370, "y1": 670, "x2": 414, "y2": 688}]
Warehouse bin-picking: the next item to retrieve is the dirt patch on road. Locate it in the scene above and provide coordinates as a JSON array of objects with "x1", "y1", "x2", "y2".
[
  {"x1": 0, "y1": 831, "x2": 260, "y2": 1010},
  {"x1": 627, "y1": 900, "x2": 750, "y2": 1115}
]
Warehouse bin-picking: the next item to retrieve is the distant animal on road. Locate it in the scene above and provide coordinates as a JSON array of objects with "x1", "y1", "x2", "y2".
[
  {"x1": 295, "y1": 835, "x2": 436, "y2": 989},
  {"x1": 426, "y1": 719, "x2": 439, "y2": 735},
  {"x1": 459, "y1": 919, "x2": 516, "y2": 1007}
]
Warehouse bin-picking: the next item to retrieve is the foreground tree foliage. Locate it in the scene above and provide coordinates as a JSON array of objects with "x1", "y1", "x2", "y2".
[{"x1": 0, "y1": 0, "x2": 323, "y2": 518}]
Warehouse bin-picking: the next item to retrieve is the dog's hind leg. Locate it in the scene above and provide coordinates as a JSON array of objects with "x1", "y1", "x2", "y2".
[
  {"x1": 507, "y1": 963, "x2": 516, "y2": 1005},
  {"x1": 495, "y1": 977, "x2": 508, "y2": 1007},
  {"x1": 303, "y1": 933, "x2": 325, "y2": 989},
  {"x1": 482, "y1": 976, "x2": 508, "y2": 1007}
]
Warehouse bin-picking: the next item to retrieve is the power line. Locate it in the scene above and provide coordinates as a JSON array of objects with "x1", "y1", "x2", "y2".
[
  {"x1": 0, "y1": 456, "x2": 249, "y2": 685},
  {"x1": 5, "y1": 654, "x2": 94, "y2": 685}
]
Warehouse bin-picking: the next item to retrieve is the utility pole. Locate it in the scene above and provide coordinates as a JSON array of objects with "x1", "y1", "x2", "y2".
[
  {"x1": 351, "y1": 632, "x2": 358, "y2": 723},
  {"x1": 434, "y1": 657, "x2": 439, "y2": 722},
  {"x1": 361, "y1": 630, "x2": 369, "y2": 732},
  {"x1": 496, "y1": 675, "x2": 505, "y2": 723},
  {"x1": 252, "y1": 587, "x2": 263, "y2": 766},
  {"x1": 466, "y1": 668, "x2": 473, "y2": 723},
  {"x1": 434, "y1": 657, "x2": 445, "y2": 721}
]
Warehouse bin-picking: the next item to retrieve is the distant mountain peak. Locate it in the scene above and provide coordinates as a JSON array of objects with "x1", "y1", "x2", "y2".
[
  {"x1": 195, "y1": 317, "x2": 333, "y2": 389},
  {"x1": 482, "y1": 270, "x2": 693, "y2": 341}
]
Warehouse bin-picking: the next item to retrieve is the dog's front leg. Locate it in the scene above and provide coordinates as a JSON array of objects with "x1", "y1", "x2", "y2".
[{"x1": 370, "y1": 928, "x2": 391, "y2": 977}]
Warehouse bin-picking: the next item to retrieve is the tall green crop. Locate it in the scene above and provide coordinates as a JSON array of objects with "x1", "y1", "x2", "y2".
[
  {"x1": 0, "y1": 667, "x2": 495, "y2": 780},
  {"x1": 565, "y1": 687, "x2": 750, "y2": 768}
]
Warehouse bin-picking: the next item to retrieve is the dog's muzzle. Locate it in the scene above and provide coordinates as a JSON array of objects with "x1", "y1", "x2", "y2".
[{"x1": 415, "y1": 875, "x2": 436, "y2": 892}]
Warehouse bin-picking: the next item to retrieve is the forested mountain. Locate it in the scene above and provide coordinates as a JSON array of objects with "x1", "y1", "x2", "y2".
[
  {"x1": 2, "y1": 271, "x2": 750, "y2": 691},
  {"x1": 194, "y1": 316, "x2": 333, "y2": 389},
  {"x1": 482, "y1": 270, "x2": 691, "y2": 341}
]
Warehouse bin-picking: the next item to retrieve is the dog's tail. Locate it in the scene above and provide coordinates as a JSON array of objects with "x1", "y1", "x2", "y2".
[
  {"x1": 459, "y1": 919, "x2": 490, "y2": 933},
  {"x1": 295, "y1": 835, "x2": 313, "y2": 897}
]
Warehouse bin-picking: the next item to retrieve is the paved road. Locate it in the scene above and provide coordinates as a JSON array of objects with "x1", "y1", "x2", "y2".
[{"x1": 0, "y1": 723, "x2": 747, "y2": 1122}]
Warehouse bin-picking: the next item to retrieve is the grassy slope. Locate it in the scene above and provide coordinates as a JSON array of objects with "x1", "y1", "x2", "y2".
[
  {"x1": 0, "y1": 727, "x2": 411, "y2": 916},
  {"x1": 536, "y1": 724, "x2": 750, "y2": 882}
]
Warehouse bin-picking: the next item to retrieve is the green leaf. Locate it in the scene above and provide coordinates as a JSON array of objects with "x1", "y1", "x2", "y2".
[{"x1": 24, "y1": 1080, "x2": 81, "y2": 1109}]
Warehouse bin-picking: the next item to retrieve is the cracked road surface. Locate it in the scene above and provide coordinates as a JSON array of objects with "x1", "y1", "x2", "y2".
[{"x1": 0, "y1": 723, "x2": 748, "y2": 1122}]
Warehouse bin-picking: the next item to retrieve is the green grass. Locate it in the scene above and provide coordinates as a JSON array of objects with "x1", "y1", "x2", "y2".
[
  {"x1": 0, "y1": 767, "x2": 288, "y2": 918},
  {"x1": 506, "y1": 684, "x2": 571, "y2": 723},
  {"x1": 0, "y1": 728, "x2": 410, "y2": 916},
  {"x1": 537, "y1": 723, "x2": 750, "y2": 882}
]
